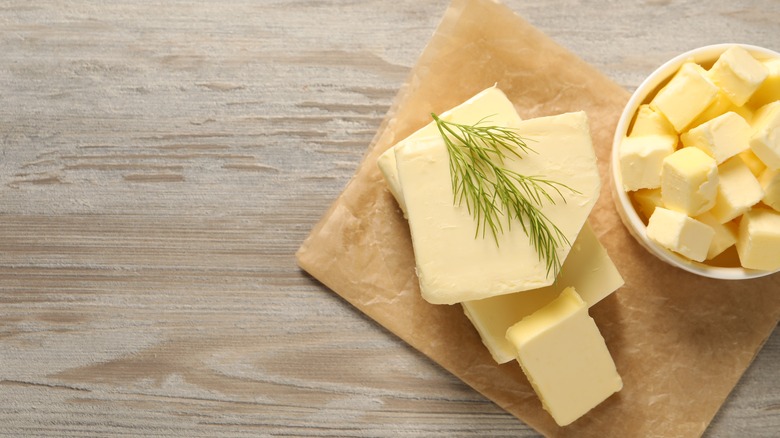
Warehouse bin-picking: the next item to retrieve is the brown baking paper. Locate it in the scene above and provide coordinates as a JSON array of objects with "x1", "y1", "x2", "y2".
[{"x1": 296, "y1": 0, "x2": 780, "y2": 435}]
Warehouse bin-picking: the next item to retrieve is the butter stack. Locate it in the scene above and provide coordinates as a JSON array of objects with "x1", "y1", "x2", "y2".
[
  {"x1": 619, "y1": 46, "x2": 780, "y2": 270},
  {"x1": 377, "y1": 87, "x2": 623, "y2": 427}
]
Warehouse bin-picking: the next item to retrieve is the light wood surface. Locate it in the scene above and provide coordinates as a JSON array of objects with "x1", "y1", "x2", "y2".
[{"x1": 1, "y1": 1, "x2": 778, "y2": 436}]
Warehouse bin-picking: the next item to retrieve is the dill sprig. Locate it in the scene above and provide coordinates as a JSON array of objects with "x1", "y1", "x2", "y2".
[{"x1": 431, "y1": 113, "x2": 577, "y2": 278}]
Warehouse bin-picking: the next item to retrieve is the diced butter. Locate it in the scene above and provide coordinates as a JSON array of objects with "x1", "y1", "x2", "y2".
[
  {"x1": 710, "y1": 157, "x2": 764, "y2": 223},
  {"x1": 693, "y1": 212, "x2": 738, "y2": 260},
  {"x1": 394, "y1": 110, "x2": 600, "y2": 304},
  {"x1": 646, "y1": 207, "x2": 715, "y2": 262},
  {"x1": 759, "y1": 168, "x2": 780, "y2": 212},
  {"x1": 629, "y1": 104, "x2": 677, "y2": 137},
  {"x1": 661, "y1": 147, "x2": 719, "y2": 216},
  {"x1": 377, "y1": 86, "x2": 521, "y2": 214},
  {"x1": 748, "y1": 57, "x2": 780, "y2": 109},
  {"x1": 632, "y1": 187, "x2": 663, "y2": 221},
  {"x1": 462, "y1": 224, "x2": 624, "y2": 364},
  {"x1": 506, "y1": 287, "x2": 622, "y2": 427},
  {"x1": 736, "y1": 208, "x2": 780, "y2": 271},
  {"x1": 681, "y1": 111, "x2": 751, "y2": 164},
  {"x1": 651, "y1": 63, "x2": 719, "y2": 133},
  {"x1": 619, "y1": 135, "x2": 676, "y2": 191},
  {"x1": 708, "y1": 46, "x2": 769, "y2": 107},
  {"x1": 750, "y1": 101, "x2": 780, "y2": 170},
  {"x1": 739, "y1": 149, "x2": 768, "y2": 177},
  {"x1": 690, "y1": 90, "x2": 754, "y2": 129}
]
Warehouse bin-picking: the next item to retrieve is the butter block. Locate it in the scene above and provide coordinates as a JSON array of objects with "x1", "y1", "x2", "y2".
[
  {"x1": 377, "y1": 150, "x2": 407, "y2": 214},
  {"x1": 632, "y1": 188, "x2": 663, "y2": 221},
  {"x1": 708, "y1": 46, "x2": 769, "y2": 106},
  {"x1": 750, "y1": 101, "x2": 780, "y2": 170},
  {"x1": 740, "y1": 149, "x2": 767, "y2": 177},
  {"x1": 629, "y1": 104, "x2": 677, "y2": 137},
  {"x1": 681, "y1": 112, "x2": 751, "y2": 164},
  {"x1": 736, "y1": 208, "x2": 780, "y2": 270},
  {"x1": 394, "y1": 110, "x2": 600, "y2": 304},
  {"x1": 646, "y1": 207, "x2": 715, "y2": 262},
  {"x1": 462, "y1": 224, "x2": 624, "y2": 364},
  {"x1": 377, "y1": 86, "x2": 521, "y2": 214},
  {"x1": 693, "y1": 212, "x2": 738, "y2": 260},
  {"x1": 661, "y1": 147, "x2": 719, "y2": 216},
  {"x1": 506, "y1": 288, "x2": 622, "y2": 427},
  {"x1": 619, "y1": 135, "x2": 676, "y2": 191},
  {"x1": 748, "y1": 57, "x2": 780, "y2": 109},
  {"x1": 651, "y1": 63, "x2": 719, "y2": 133},
  {"x1": 759, "y1": 168, "x2": 780, "y2": 212},
  {"x1": 710, "y1": 156, "x2": 764, "y2": 223}
]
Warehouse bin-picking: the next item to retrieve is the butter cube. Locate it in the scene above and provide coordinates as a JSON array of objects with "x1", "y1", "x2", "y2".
[
  {"x1": 646, "y1": 207, "x2": 714, "y2": 262},
  {"x1": 708, "y1": 46, "x2": 769, "y2": 106},
  {"x1": 681, "y1": 112, "x2": 751, "y2": 164},
  {"x1": 710, "y1": 157, "x2": 764, "y2": 223},
  {"x1": 632, "y1": 188, "x2": 663, "y2": 221},
  {"x1": 748, "y1": 57, "x2": 780, "y2": 109},
  {"x1": 759, "y1": 168, "x2": 780, "y2": 212},
  {"x1": 629, "y1": 104, "x2": 677, "y2": 137},
  {"x1": 619, "y1": 135, "x2": 676, "y2": 191},
  {"x1": 693, "y1": 212, "x2": 738, "y2": 260},
  {"x1": 736, "y1": 208, "x2": 780, "y2": 270},
  {"x1": 690, "y1": 90, "x2": 754, "y2": 129},
  {"x1": 394, "y1": 109, "x2": 600, "y2": 304},
  {"x1": 750, "y1": 101, "x2": 780, "y2": 170},
  {"x1": 661, "y1": 147, "x2": 719, "y2": 216},
  {"x1": 506, "y1": 288, "x2": 622, "y2": 427},
  {"x1": 462, "y1": 224, "x2": 623, "y2": 364},
  {"x1": 739, "y1": 149, "x2": 767, "y2": 177},
  {"x1": 651, "y1": 63, "x2": 719, "y2": 133}
]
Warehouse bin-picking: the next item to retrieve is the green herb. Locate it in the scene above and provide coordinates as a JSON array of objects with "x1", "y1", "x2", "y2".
[{"x1": 431, "y1": 113, "x2": 577, "y2": 278}]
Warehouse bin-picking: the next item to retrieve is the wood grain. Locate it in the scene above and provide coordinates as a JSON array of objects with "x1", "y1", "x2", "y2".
[{"x1": 0, "y1": 1, "x2": 777, "y2": 436}]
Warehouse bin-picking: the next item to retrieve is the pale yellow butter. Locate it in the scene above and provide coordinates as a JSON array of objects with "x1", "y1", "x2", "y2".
[
  {"x1": 690, "y1": 90, "x2": 754, "y2": 129},
  {"x1": 647, "y1": 207, "x2": 715, "y2": 262},
  {"x1": 710, "y1": 157, "x2": 764, "y2": 223},
  {"x1": 651, "y1": 63, "x2": 719, "y2": 133},
  {"x1": 377, "y1": 87, "x2": 520, "y2": 214},
  {"x1": 661, "y1": 147, "x2": 719, "y2": 216},
  {"x1": 681, "y1": 111, "x2": 751, "y2": 164},
  {"x1": 394, "y1": 110, "x2": 600, "y2": 304},
  {"x1": 750, "y1": 101, "x2": 780, "y2": 170},
  {"x1": 619, "y1": 134, "x2": 676, "y2": 191},
  {"x1": 632, "y1": 187, "x2": 663, "y2": 221},
  {"x1": 693, "y1": 212, "x2": 738, "y2": 260},
  {"x1": 740, "y1": 149, "x2": 768, "y2": 177},
  {"x1": 462, "y1": 224, "x2": 623, "y2": 364},
  {"x1": 748, "y1": 57, "x2": 780, "y2": 109},
  {"x1": 758, "y1": 168, "x2": 780, "y2": 212},
  {"x1": 708, "y1": 46, "x2": 769, "y2": 107},
  {"x1": 629, "y1": 104, "x2": 677, "y2": 137},
  {"x1": 506, "y1": 287, "x2": 622, "y2": 427},
  {"x1": 736, "y1": 208, "x2": 780, "y2": 270}
]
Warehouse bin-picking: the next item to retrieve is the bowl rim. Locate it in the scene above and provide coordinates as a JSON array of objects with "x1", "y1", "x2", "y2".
[{"x1": 610, "y1": 43, "x2": 780, "y2": 280}]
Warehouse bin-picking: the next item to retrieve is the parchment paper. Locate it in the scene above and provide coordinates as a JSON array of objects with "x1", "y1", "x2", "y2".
[{"x1": 296, "y1": 0, "x2": 780, "y2": 436}]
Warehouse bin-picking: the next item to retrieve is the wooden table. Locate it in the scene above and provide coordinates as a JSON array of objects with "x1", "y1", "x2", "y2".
[{"x1": 1, "y1": 1, "x2": 778, "y2": 436}]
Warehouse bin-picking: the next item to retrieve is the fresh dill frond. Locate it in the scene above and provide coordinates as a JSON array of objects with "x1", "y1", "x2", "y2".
[{"x1": 431, "y1": 113, "x2": 578, "y2": 278}]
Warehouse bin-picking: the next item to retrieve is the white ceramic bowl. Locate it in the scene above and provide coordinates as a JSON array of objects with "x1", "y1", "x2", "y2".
[{"x1": 610, "y1": 43, "x2": 780, "y2": 280}]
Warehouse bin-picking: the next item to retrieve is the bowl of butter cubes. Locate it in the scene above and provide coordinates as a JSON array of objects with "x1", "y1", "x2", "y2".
[{"x1": 611, "y1": 43, "x2": 780, "y2": 279}]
